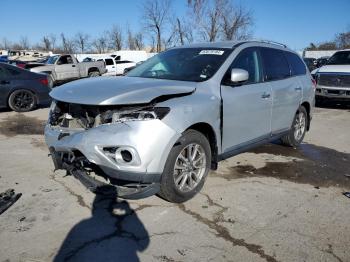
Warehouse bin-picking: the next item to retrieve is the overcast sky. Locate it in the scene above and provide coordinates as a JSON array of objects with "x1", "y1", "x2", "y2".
[{"x1": 1, "y1": 0, "x2": 349, "y2": 50}]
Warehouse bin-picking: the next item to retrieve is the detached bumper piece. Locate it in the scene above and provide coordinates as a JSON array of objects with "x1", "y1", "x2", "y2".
[
  {"x1": 50, "y1": 148, "x2": 160, "y2": 199},
  {"x1": 0, "y1": 189, "x2": 22, "y2": 215}
]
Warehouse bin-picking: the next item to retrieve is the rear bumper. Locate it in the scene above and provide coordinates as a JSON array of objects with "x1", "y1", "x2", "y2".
[{"x1": 36, "y1": 86, "x2": 52, "y2": 105}]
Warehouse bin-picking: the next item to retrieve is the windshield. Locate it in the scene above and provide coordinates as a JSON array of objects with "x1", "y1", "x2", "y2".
[
  {"x1": 327, "y1": 51, "x2": 350, "y2": 65},
  {"x1": 127, "y1": 48, "x2": 232, "y2": 82},
  {"x1": 47, "y1": 55, "x2": 59, "y2": 64}
]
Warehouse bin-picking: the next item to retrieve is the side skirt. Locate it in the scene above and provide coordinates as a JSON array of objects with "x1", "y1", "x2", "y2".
[{"x1": 218, "y1": 130, "x2": 289, "y2": 161}]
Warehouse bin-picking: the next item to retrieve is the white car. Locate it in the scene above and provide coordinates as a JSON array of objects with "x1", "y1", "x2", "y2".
[
  {"x1": 311, "y1": 50, "x2": 350, "y2": 103},
  {"x1": 98, "y1": 57, "x2": 136, "y2": 76}
]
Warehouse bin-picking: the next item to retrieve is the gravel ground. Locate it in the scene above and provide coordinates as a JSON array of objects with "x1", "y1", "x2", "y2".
[{"x1": 0, "y1": 105, "x2": 349, "y2": 262}]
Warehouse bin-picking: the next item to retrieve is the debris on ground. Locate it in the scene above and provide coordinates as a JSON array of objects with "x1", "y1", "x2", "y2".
[
  {"x1": 343, "y1": 192, "x2": 350, "y2": 199},
  {"x1": 0, "y1": 189, "x2": 22, "y2": 215}
]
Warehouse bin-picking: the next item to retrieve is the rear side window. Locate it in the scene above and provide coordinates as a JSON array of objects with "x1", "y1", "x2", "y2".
[
  {"x1": 105, "y1": 59, "x2": 114, "y2": 65},
  {"x1": 285, "y1": 52, "x2": 306, "y2": 75},
  {"x1": 261, "y1": 48, "x2": 290, "y2": 81}
]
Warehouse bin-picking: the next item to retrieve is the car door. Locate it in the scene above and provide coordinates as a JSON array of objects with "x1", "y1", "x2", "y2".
[
  {"x1": 260, "y1": 48, "x2": 302, "y2": 134},
  {"x1": 221, "y1": 47, "x2": 273, "y2": 153},
  {"x1": 104, "y1": 58, "x2": 116, "y2": 75},
  {"x1": 55, "y1": 55, "x2": 79, "y2": 80}
]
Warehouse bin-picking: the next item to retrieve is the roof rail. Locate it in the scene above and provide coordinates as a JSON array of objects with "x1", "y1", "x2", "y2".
[{"x1": 249, "y1": 39, "x2": 288, "y2": 48}]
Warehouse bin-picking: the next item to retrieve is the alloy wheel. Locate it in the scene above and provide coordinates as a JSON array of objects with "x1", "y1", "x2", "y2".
[
  {"x1": 13, "y1": 91, "x2": 35, "y2": 111},
  {"x1": 294, "y1": 111, "x2": 306, "y2": 141},
  {"x1": 173, "y1": 143, "x2": 207, "y2": 192}
]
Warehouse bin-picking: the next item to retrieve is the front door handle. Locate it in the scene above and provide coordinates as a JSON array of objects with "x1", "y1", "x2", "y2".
[
  {"x1": 295, "y1": 87, "x2": 302, "y2": 91},
  {"x1": 0, "y1": 80, "x2": 10, "y2": 85},
  {"x1": 261, "y1": 92, "x2": 271, "y2": 99},
  {"x1": 72, "y1": 65, "x2": 76, "y2": 67}
]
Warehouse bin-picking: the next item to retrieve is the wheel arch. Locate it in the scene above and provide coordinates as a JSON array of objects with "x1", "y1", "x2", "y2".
[
  {"x1": 185, "y1": 122, "x2": 218, "y2": 170},
  {"x1": 88, "y1": 67, "x2": 100, "y2": 74}
]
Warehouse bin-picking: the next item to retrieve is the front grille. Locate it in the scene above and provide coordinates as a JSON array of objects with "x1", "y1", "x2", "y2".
[{"x1": 318, "y1": 74, "x2": 350, "y2": 87}]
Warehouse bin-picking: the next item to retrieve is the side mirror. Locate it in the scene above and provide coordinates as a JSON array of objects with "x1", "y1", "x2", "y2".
[{"x1": 230, "y1": 68, "x2": 249, "y2": 84}]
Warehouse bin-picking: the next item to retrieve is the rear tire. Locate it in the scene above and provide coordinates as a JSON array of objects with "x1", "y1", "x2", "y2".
[
  {"x1": 281, "y1": 106, "x2": 308, "y2": 147},
  {"x1": 159, "y1": 130, "x2": 211, "y2": 203},
  {"x1": 88, "y1": 71, "x2": 100, "y2": 77},
  {"x1": 8, "y1": 89, "x2": 37, "y2": 112}
]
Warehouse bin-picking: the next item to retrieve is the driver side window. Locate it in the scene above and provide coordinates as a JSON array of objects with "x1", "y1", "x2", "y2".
[
  {"x1": 57, "y1": 55, "x2": 73, "y2": 65},
  {"x1": 223, "y1": 47, "x2": 262, "y2": 85}
]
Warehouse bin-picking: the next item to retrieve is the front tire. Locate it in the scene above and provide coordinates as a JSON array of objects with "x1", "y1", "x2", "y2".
[
  {"x1": 159, "y1": 130, "x2": 211, "y2": 203},
  {"x1": 281, "y1": 106, "x2": 308, "y2": 147},
  {"x1": 8, "y1": 89, "x2": 37, "y2": 112}
]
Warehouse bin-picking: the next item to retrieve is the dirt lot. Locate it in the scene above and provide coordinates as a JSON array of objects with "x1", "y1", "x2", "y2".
[{"x1": 0, "y1": 105, "x2": 349, "y2": 262}]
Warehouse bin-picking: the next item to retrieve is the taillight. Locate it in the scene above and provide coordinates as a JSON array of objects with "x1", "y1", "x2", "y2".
[
  {"x1": 39, "y1": 78, "x2": 48, "y2": 86},
  {"x1": 311, "y1": 78, "x2": 316, "y2": 90}
]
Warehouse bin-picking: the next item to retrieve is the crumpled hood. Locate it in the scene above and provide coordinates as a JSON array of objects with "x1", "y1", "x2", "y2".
[
  {"x1": 311, "y1": 65, "x2": 350, "y2": 74},
  {"x1": 50, "y1": 76, "x2": 196, "y2": 105}
]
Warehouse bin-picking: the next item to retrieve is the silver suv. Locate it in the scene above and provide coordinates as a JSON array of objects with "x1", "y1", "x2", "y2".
[{"x1": 45, "y1": 40, "x2": 315, "y2": 203}]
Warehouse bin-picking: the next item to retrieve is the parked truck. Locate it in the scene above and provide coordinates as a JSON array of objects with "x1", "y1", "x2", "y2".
[
  {"x1": 30, "y1": 54, "x2": 107, "y2": 86},
  {"x1": 97, "y1": 57, "x2": 136, "y2": 76}
]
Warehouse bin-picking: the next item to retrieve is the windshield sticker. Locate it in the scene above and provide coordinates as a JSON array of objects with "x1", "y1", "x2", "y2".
[{"x1": 199, "y1": 50, "x2": 224, "y2": 55}]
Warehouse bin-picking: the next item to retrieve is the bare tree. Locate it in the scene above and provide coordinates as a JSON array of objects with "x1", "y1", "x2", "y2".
[
  {"x1": 189, "y1": 0, "x2": 222, "y2": 42},
  {"x1": 317, "y1": 42, "x2": 337, "y2": 50},
  {"x1": 110, "y1": 25, "x2": 123, "y2": 50},
  {"x1": 221, "y1": 2, "x2": 253, "y2": 40},
  {"x1": 127, "y1": 28, "x2": 136, "y2": 50},
  {"x1": 92, "y1": 32, "x2": 109, "y2": 53},
  {"x1": 19, "y1": 36, "x2": 30, "y2": 49},
  {"x1": 49, "y1": 34, "x2": 57, "y2": 51},
  {"x1": 75, "y1": 32, "x2": 90, "y2": 53},
  {"x1": 335, "y1": 31, "x2": 350, "y2": 49},
  {"x1": 42, "y1": 36, "x2": 51, "y2": 51},
  {"x1": 134, "y1": 33, "x2": 144, "y2": 50},
  {"x1": 60, "y1": 33, "x2": 75, "y2": 53},
  {"x1": 188, "y1": 0, "x2": 253, "y2": 42},
  {"x1": 149, "y1": 35, "x2": 156, "y2": 52},
  {"x1": 172, "y1": 17, "x2": 194, "y2": 45},
  {"x1": 2, "y1": 38, "x2": 11, "y2": 49},
  {"x1": 142, "y1": 0, "x2": 171, "y2": 52}
]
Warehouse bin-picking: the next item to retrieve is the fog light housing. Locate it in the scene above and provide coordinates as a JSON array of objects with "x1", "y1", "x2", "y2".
[
  {"x1": 113, "y1": 147, "x2": 141, "y2": 166},
  {"x1": 120, "y1": 150, "x2": 132, "y2": 163}
]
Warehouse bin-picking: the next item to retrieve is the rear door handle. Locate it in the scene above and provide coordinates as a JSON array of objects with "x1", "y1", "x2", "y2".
[
  {"x1": 0, "y1": 80, "x2": 10, "y2": 85},
  {"x1": 72, "y1": 65, "x2": 76, "y2": 67},
  {"x1": 261, "y1": 92, "x2": 271, "y2": 99},
  {"x1": 295, "y1": 87, "x2": 302, "y2": 91}
]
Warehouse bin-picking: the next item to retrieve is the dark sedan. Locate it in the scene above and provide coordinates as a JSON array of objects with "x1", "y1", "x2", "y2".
[{"x1": 0, "y1": 63, "x2": 51, "y2": 112}]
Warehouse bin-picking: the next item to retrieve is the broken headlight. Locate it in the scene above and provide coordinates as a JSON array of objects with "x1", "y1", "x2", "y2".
[{"x1": 111, "y1": 107, "x2": 170, "y2": 123}]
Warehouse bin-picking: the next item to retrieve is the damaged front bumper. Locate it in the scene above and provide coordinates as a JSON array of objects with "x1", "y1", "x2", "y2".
[{"x1": 45, "y1": 119, "x2": 180, "y2": 199}]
